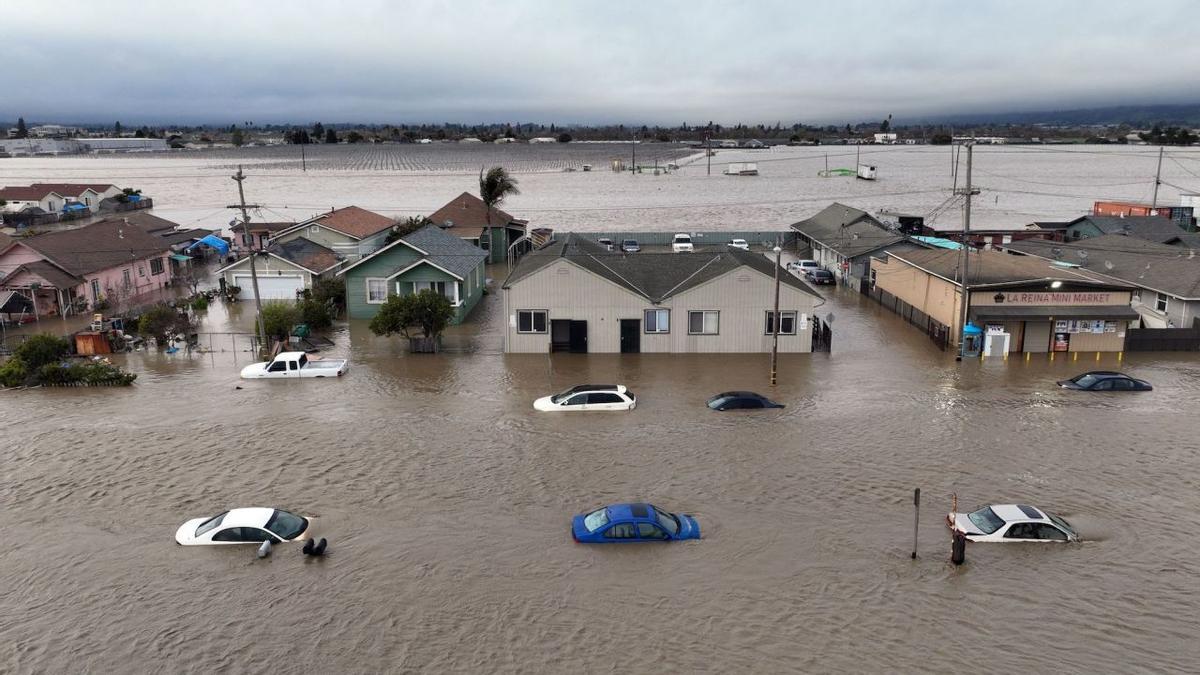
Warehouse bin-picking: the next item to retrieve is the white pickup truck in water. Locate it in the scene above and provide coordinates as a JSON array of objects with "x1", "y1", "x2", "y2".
[{"x1": 240, "y1": 351, "x2": 348, "y2": 379}]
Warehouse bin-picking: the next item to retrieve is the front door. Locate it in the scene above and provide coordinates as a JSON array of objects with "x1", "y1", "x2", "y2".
[
  {"x1": 569, "y1": 320, "x2": 588, "y2": 353},
  {"x1": 619, "y1": 319, "x2": 640, "y2": 353}
]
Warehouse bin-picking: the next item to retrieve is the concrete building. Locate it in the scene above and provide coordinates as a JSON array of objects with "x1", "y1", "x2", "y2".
[
  {"x1": 501, "y1": 234, "x2": 823, "y2": 353},
  {"x1": 1003, "y1": 235, "x2": 1200, "y2": 330},
  {"x1": 790, "y1": 203, "x2": 926, "y2": 291},
  {"x1": 870, "y1": 248, "x2": 1137, "y2": 354}
]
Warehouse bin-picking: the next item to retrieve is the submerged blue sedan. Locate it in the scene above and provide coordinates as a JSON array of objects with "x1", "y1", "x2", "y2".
[{"x1": 572, "y1": 503, "x2": 700, "y2": 543}]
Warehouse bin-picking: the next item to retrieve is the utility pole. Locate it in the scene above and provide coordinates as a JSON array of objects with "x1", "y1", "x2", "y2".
[
  {"x1": 631, "y1": 134, "x2": 636, "y2": 175},
  {"x1": 300, "y1": 142, "x2": 307, "y2": 172},
  {"x1": 706, "y1": 131, "x2": 712, "y2": 176},
  {"x1": 956, "y1": 142, "x2": 979, "y2": 361},
  {"x1": 1151, "y1": 146, "x2": 1164, "y2": 209},
  {"x1": 770, "y1": 240, "x2": 782, "y2": 386},
  {"x1": 229, "y1": 166, "x2": 268, "y2": 357}
]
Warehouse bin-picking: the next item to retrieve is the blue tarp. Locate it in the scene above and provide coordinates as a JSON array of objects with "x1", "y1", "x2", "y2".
[
  {"x1": 62, "y1": 202, "x2": 88, "y2": 213},
  {"x1": 912, "y1": 235, "x2": 963, "y2": 250},
  {"x1": 185, "y1": 234, "x2": 230, "y2": 256}
]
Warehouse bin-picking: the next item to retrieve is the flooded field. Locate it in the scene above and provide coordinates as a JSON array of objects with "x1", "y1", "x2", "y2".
[
  {"x1": 3, "y1": 282, "x2": 1200, "y2": 673},
  {"x1": 2, "y1": 144, "x2": 1199, "y2": 234}
]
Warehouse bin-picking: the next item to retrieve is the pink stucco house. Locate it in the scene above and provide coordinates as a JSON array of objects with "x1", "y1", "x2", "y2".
[{"x1": 0, "y1": 218, "x2": 175, "y2": 317}]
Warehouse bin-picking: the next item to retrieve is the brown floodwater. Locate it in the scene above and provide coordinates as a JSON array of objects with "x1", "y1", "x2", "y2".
[{"x1": 3, "y1": 280, "x2": 1200, "y2": 673}]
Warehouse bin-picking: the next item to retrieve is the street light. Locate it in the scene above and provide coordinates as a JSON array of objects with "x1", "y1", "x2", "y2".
[
  {"x1": 770, "y1": 244, "x2": 782, "y2": 386},
  {"x1": 1050, "y1": 280, "x2": 1063, "y2": 289}
]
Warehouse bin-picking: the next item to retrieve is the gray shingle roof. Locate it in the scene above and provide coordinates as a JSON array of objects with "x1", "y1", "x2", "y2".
[
  {"x1": 891, "y1": 247, "x2": 1129, "y2": 288},
  {"x1": 503, "y1": 233, "x2": 821, "y2": 301},
  {"x1": 1069, "y1": 216, "x2": 1186, "y2": 243},
  {"x1": 790, "y1": 202, "x2": 907, "y2": 258},
  {"x1": 1004, "y1": 234, "x2": 1200, "y2": 299},
  {"x1": 400, "y1": 224, "x2": 488, "y2": 279}
]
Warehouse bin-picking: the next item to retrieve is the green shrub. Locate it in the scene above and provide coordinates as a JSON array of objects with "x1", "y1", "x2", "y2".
[
  {"x1": 13, "y1": 334, "x2": 70, "y2": 369},
  {"x1": 310, "y1": 277, "x2": 345, "y2": 312},
  {"x1": 369, "y1": 290, "x2": 454, "y2": 339},
  {"x1": 297, "y1": 297, "x2": 332, "y2": 330},
  {"x1": 138, "y1": 304, "x2": 194, "y2": 344},
  {"x1": 257, "y1": 302, "x2": 300, "y2": 341},
  {"x1": 190, "y1": 295, "x2": 209, "y2": 311},
  {"x1": 0, "y1": 358, "x2": 29, "y2": 387}
]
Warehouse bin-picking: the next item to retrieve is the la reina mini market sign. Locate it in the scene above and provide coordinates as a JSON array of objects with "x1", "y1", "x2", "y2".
[{"x1": 974, "y1": 291, "x2": 1121, "y2": 306}]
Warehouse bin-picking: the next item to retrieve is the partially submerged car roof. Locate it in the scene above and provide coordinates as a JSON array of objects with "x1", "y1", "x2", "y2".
[
  {"x1": 221, "y1": 507, "x2": 276, "y2": 528},
  {"x1": 991, "y1": 504, "x2": 1045, "y2": 522}
]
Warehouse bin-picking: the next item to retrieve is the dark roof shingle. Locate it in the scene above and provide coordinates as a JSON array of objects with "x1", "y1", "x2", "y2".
[
  {"x1": 15, "y1": 218, "x2": 171, "y2": 277},
  {"x1": 269, "y1": 237, "x2": 342, "y2": 273},
  {"x1": 503, "y1": 233, "x2": 821, "y2": 301},
  {"x1": 399, "y1": 225, "x2": 488, "y2": 278},
  {"x1": 790, "y1": 202, "x2": 907, "y2": 258},
  {"x1": 1004, "y1": 234, "x2": 1200, "y2": 299},
  {"x1": 308, "y1": 206, "x2": 394, "y2": 239},
  {"x1": 890, "y1": 248, "x2": 1128, "y2": 288}
]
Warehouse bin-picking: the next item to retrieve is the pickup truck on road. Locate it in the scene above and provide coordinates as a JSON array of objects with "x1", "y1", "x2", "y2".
[{"x1": 240, "y1": 351, "x2": 348, "y2": 379}]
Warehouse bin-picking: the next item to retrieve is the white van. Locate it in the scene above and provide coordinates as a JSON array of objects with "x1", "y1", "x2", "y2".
[{"x1": 672, "y1": 233, "x2": 694, "y2": 253}]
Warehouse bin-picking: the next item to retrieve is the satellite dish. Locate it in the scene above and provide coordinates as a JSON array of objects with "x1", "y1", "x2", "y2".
[
  {"x1": 1051, "y1": 247, "x2": 1062, "y2": 259},
  {"x1": 1077, "y1": 250, "x2": 1089, "y2": 260},
  {"x1": 1104, "y1": 260, "x2": 1114, "y2": 270}
]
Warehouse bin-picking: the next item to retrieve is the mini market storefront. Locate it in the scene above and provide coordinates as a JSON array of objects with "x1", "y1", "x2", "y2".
[{"x1": 968, "y1": 288, "x2": 1138, "y2": 354}]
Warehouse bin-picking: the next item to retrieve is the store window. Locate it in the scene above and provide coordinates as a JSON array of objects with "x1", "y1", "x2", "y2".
[
  {"x1": 517, "y1": 310, "x2": 548, "y2": 333},
  {"x1": 688, "y1": 310, "x2": 719, "y2": 335},
  {"x1": 764, "y1": 311, "x2": 797, "y2": 335},
  {"x1": 644, "y1": 309, "x2": 669, "y2": 333}
]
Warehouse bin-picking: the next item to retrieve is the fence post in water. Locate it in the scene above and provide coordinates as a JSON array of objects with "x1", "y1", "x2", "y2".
[
  {"x1": 951, "y1": 532, "x2": 967, "y2": 566},
  {"x1": 911, "y1": 488, "x2": 920, "y2": 559}
]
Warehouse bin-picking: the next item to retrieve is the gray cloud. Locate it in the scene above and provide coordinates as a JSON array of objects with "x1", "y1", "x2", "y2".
[{"x1": 3, "y1": 0, "x2": 1198, "y2": 125}]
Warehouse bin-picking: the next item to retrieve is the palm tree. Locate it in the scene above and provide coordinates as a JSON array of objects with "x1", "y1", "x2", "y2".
[{"x1": 479, "y1": 166, "x2": 520, "y2": 263}]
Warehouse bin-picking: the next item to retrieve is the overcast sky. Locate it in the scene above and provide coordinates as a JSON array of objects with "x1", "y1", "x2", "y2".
[{"x1": 5, "y1": 0, "x2": 1198, "y2": 126}]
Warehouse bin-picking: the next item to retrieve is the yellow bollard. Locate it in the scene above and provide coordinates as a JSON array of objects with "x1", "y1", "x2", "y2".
[
  {"x1": 1003, "y1": 350, "x2": 1008, "y2": 361},
  {"x1": 1095, "y1": 351, "x2": 1100, "y2": 361},
  {"x1": 1050, "y1": 352, "x2": 1055, "y2": 361},
  {"x1": 1025, "y1": 352, "x2": 1030, "y2": 363},
  {"x1": 1118, "y1": 351, "x2": 1124, "y2": 362},
  {"x1": 1072, "y1": 352, "x2": 1078, "y2": 362}
]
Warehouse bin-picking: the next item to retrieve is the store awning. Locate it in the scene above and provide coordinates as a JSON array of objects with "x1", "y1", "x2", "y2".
[
  {"x1": 169, "y1": 254, "x2": 193, "y2": 262},
  {"x1": 973, "y1": 305, "x2": 1140, "y2": 321}
]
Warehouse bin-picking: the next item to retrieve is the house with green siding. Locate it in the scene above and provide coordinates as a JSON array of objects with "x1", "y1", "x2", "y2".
[
  {"x1": 337, "y1": 224, "x2": 489, "y2": 323},
  {"x1": 426, "y1": 192, "x2": 529, "y2": 264}
]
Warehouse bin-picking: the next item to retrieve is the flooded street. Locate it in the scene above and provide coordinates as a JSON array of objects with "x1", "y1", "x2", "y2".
[{"x1": 3, "y1": 280, "x2": 1199, "y2": 673}]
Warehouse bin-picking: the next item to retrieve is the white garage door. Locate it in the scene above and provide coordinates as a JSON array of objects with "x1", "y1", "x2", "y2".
[{"x1": 234, "y1": 274, "x2": 304, "y2": 300}]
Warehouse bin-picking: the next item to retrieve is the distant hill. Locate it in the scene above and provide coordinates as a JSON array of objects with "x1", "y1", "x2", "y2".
[{"x1": 920, "y1": 103, "x2": 1200, "y2": 127}]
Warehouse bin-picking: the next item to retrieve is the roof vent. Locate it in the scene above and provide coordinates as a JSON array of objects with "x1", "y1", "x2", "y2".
[{"x1": 441, "y1": 220, "x2": 453, "y2": 229}]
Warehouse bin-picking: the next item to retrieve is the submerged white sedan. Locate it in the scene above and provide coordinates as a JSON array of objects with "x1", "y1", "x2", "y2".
[
  {"x1": 175, "y1": 507, "x2": 311, "y2": 545},
  {"x1": 533, "y1": 384, "x2": 636, "y2": 412},
  {"x1": 947, "y1": 504, "x2": 1079, "y2": 542}
]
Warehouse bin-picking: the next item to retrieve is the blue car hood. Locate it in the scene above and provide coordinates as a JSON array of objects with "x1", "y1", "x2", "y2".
[
  {"x1": 677, "y1": 514, "x2": 701, "y2": 540},
  {"x1": 571, "y1": 515, "x2": 590, "y2": 541}
]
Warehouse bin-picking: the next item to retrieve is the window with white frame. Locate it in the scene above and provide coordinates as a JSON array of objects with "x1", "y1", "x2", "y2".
[
  {"x1": 764, "y1": 311, "x2": 797, "y2": 335},
  {"x1": 407, "y1": 280, "x2": 460, "y2": 304},
  {"x1": 1156, "y1": 292, "x2": 1169, "y2": 313},
  {"x1": 517, "y1": 310, "x2": 547, "y2": 333},
  {"x1": 122, "y1": 269, "x2": 132, "y2": 288},
  {"x1": 366, "y1": 278, "x2": 388, "y2": 304},
  {"x1": 644, "y1": 309, "x2": 669, "y2": 333},
  {"x1": 310, "y1": 225, "x2": 320, "y2": 234},
  {"x1": 688, "y1": 310, "x2": 719, "y2": 335},
  {"x1": 150, "y1": 258, "x2": 164, "y2": 275}
]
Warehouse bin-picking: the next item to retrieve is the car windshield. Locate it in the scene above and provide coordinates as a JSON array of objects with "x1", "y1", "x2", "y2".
[
  {"x1": 583, "y1": 508, "x2": 609, "y2": 532},
  {"x1": 194, "y1": 511, "x2": 228, "y2": 537},
  {"x1": 265, "y1": 509, "x2": 307, "y2": 539},
  {"x1": 551, "y1": 387, "x2": 582, "y2": 404},
  {"x1": 675, "y1": 236, "x2": 691, "y2": 243},
  {"x1": 814, "y1": 271, "x2": 832, "y2": 277},
  {"x1": 1048, "y1": 513, "x2": 1077, "y2": 537},
  {"x1": 1071, "y1": 373, "x2": 1102, "y2": 387},
  {"x1": 653, "y1": 507, "x2": 680, "y2": 535},
  {"x1": 707, "y1": 396, "x2": 730, "y2": 410},
  {"x1": 968, "y1": 507, "x2": 1006, "y2": 534},
  {"x1": 623, "y1": 240, "x2": 637, "y2": 246}
]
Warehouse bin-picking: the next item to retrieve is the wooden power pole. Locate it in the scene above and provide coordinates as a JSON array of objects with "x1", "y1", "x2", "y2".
[{"x1": 229, "y1": 166, "x2": 268, "y2": 357}]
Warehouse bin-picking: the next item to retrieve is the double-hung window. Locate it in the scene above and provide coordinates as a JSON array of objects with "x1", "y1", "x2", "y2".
[
  {"x1": 1155, "y1": 292, "x2": 1169, "y2": 313},
  {"x1": 366, "y1": 278, "x2": 388, "y2": 304},
  {"x1": 517, "y1": 310, "x2": 548, "y2": 333},
  {"x1": 644, "y1": 309, "x2": 669, "y2": 333},
  {"x1": 150, "y1": 258, "x2": 164, "y2": 276},
  {"x1": 764, "y1": 311, "x2": 797, "y2": 335},
  {"x1": 688, "y1": 310, "x2": 719, "y2": 335}
]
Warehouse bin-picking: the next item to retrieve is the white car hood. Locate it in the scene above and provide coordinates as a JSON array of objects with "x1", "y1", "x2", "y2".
[
  {"x1": 240, "y1": 363, "x2": 268, "y2": 378},
  {"x1": 948, "y1": 512, "x2": 985, "y2": 536},
  {"x1": 533, "y1": 396, "x2": 557, "y2": 411},
  {"x1": 175, "y1": 517, "x2": 207, "y2": 545}
]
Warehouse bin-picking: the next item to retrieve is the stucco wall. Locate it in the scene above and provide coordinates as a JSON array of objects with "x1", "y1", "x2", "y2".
[
  {"x1": 872, "y1": 255, "x2": 960, "y2": 328},
  {"x1": 502, "y1": 259, "x2": 818, "y2": 353}
]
